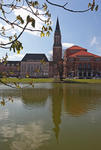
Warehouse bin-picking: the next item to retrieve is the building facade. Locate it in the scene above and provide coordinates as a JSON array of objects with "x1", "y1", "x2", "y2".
[
  {"x1": 0, "y1": 18, "x2": 101, "y2": 79},
  {"x1": 0, "y1": 61, "x2": 20, "y2": 77},
  {"x1": 20, "y1": 54, "x2": 49, "y2": 78},
  {"x1": 63, "y1": 46, "x2": 101, "y2": 78}
]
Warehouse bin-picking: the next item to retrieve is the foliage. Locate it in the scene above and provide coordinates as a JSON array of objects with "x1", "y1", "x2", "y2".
[{"x1": 0, "y1": 0, "x2": 52, "y2": 53}]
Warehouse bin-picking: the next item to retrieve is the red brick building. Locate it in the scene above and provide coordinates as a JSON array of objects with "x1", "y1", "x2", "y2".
[{"x1": 63, "y1": 45, "x2": 101, "y2": 78}]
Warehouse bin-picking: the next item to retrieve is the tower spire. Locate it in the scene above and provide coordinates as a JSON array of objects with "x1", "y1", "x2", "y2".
[
  {"x1": 55, "y1": 17, "x2": 61, "y2": 34},
  {"x1": 53, "y1": 18, "x2": 62, "y2": 62}
]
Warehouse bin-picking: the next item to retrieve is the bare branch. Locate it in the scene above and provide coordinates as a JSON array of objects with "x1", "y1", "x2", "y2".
[{"x1": 46, "y1": 0, "x2": 92, "y2": 13}]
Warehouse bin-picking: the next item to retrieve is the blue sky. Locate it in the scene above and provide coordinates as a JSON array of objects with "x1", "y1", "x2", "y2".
[{"x1": 0, "y1": 0, "x2": 101, "y2": 61}]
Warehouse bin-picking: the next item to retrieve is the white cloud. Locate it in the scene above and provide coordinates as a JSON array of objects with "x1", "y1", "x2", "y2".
[
  {"x1": 0, "y1": 121, "x2": 51, "y2": 149},
  {"x1": 62, "y1": 42, "x2": 74, "y2": 48},
  {"x1": 88, "y1": 36, "x2": 101, "y2": 56},
  {"x1": 0, "y1": 6, "x2": 50, "y2": 38},
  {"x1": 48, "y1": 50, "x2": 53, "y2": 55},
  {"x1": 47, "y1": 50, "x2": 53, "y2": 61},
  {"x1": 0, "y1": 38, "x2": 9, "y2": 44},
  {"x1": 90, "y1": 36, "x2": 98, "y2": 47},
  {"x1": 0, "y1": 109, "x2": 9, "y2": 121},
  {"x1": 8, "y1": 53, "x2": 25, "y2": 61},
  {"x1": 13, "y1": 7, "x2": 48, "y2": 36}
]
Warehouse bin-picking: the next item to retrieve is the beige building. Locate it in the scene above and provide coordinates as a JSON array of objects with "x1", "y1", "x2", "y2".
[{"x1": 20, "y1": 54, "x2": 49, "y2": 78}]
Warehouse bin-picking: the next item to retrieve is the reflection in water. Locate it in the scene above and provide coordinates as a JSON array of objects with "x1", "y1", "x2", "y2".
[
  {"x1": 0, "y1": 109, "x2": 9, "y2": 121},
  {"x1": 63, "y1": 84, "x2": 101, "y2": 116},
  {"x1": 0, "y1": 83, "x2": 101, "y2": 150},
  {"x1": 21, "y1": 88, "x2": 49, "y2": 106},
  {"x1": 51, "y1": 84, "x2": 63, "y2": 142},
  {"x1": 0, "y1": 122, "x2": 51, "y2": 150},
  {"x1": 1, "y1": 84, "x2": 101, "y2": 117}
]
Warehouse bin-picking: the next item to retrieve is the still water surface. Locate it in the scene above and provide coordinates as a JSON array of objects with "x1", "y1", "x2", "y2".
[{"x1": 0, "y1": 83, "x2": 101, "y2": 150}]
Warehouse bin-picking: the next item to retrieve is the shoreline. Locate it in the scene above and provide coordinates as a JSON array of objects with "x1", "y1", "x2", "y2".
[{"x1": 1, "y1": 78, "x2": 101, "y2": 84}]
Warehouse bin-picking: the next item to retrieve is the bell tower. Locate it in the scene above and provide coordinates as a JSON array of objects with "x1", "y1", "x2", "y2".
[{"x1": 53, "y1": 18, "x2": 62, "y2": 62}]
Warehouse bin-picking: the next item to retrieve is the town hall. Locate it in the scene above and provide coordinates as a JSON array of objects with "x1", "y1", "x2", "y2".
[{"x1": 0, "y1": 18, "x2": 101, "y2": 79}]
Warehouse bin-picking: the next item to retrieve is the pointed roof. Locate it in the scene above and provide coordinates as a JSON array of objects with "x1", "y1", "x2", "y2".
[
  {"x1": 69, "y1": 50, "x2": 101, "y2": 58},
  {"x1": 55, "y1": 18, "x2": 61, "y2": 34}
]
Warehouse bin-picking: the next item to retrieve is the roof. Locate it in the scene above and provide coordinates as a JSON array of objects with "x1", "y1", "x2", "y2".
[
  {"x1": 67, "y1": 45, "x2": 87, "y2": 51},
  {"x1": 55, "y1": 18, "x2": 61, "y2": 34},
  {"x1": 6, "y1": 61, "x2": 20, "y2": 64},
  {"x1": 21, "y1": 53, "x2": 48, "y2": 62},
  {"x1": 69, "y1": 50, "x2": 101, "y2": 58}
]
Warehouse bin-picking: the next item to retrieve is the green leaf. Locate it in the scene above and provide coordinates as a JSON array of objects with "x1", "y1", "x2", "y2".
[
  {"x1": 27, "y1": 15, "x2": 31, "y2": 23},
  {"x1": 34, "y1": 1, "x2": 39, "y2": 6},
  {"x1": 43, "y1": 3, "x2": 47, "y2": 11},
  {"x1": 16, "y1": 15, "x2": 24, "y2": 24},
  {"x1": 95, "y1": 5, "x2": 98, "y2": 11},
  {"x1": 9, "y1": 36, "x2": 12, "y2": 41},
  {"x1": 46, "y1": 31, "x2": 50, "y2": 36},
  {"x1": 31, "y1": 19, "x2": 35, "y2": 28},
  {"x1": 49, "y1": 26, "x2": 52, "y2": 31},
  {"x1": 88, "y1": 3, "x2": 92, "y2": 8},
  {"x1": 40, "y1": 31, "x2": 45, "y2": 37},
  {"x1": 91, "y1": 5, "x2": 94, "y2": 11}
]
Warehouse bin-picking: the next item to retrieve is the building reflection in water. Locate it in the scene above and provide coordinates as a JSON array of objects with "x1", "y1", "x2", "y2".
[
  {"x1": 50, "y1": 84, "x2": 63, "y2": 142},
  {"x1": 21, "y1": 88, "x2": 49, "y2": 106},
  {"x1": 63, "y1": 84, "x2": 101, "y2": 116}
]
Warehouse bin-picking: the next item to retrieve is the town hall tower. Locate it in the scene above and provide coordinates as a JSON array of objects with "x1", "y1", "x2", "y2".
[{"x1": 53, "y1": 18, "x2": 62, "y2": 62}]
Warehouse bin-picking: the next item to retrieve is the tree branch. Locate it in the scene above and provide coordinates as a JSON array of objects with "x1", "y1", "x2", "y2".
[{"x1": 46, "y1": 0, "x2": 92, "y2": 13}]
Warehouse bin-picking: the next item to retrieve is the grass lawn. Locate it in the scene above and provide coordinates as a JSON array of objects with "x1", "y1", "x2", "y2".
[
  {"x1": 64, "y1": 78, "x2": 101, "y2": 84},
  {"x1": 0, "y1": 78, "x2": 54, "y2": 84},
  {"x1": 1, "y1": 78, "x2": 101, "y2": 84}
]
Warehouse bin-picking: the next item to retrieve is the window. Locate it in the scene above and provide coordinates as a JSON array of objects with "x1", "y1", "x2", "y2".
[
  {"x1": 84, "y1": 64, "x2": 87, "y2": 69},
  {"x1": 95, "y1": 58, "x2": 101, "y2": 61},
  {"x1": 79, "y1": 57, "x2": 90, "y2": 61},
  {"x1": 78, "y1": 64, "x2": 82, "y2": 69},
  {"x1": 88, "y1": 64, "x2": 91, "y2": 69}
]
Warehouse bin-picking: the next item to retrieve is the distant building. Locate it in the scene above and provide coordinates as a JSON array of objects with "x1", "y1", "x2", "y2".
[
  {"x1": 0, "y1": 18, "x2": 101, "y2": 79},
  {"x1": 0, "y1": 61, "x2": 20, "y2": 77},
  {"x1": 20, "y1": 54, "x2": 49, "y2": 78},
  {"x1": 52, "y1": 18, "x2": 101, "y2": 79},
  {"x1": 63, "y1": 45, "x2": 101, "y2": 78}
]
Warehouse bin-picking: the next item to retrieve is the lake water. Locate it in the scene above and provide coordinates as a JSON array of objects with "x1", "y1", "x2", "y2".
[{"x1": 0, "y1": 83, "x2": 101, "y2": 150}]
